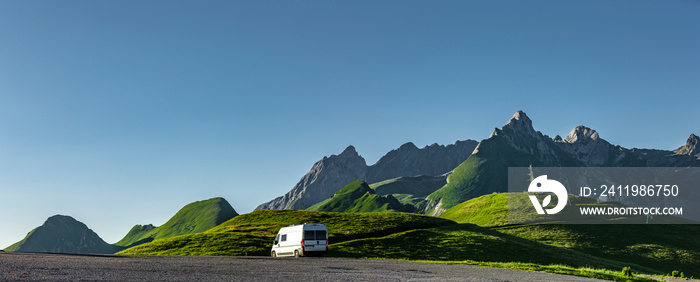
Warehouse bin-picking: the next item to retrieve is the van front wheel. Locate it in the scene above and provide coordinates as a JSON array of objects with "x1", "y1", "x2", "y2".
[
  {"x1": 271, "y1": 251, "x2": 276, "y2": 258},
  {"x1": 294, "y1": 250, "x2": 299, "y2": 258}
]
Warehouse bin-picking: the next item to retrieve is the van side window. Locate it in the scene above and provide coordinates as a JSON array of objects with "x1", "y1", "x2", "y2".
[{"x1": 281, "y1": 234, "x2": 287, "y2": 242}]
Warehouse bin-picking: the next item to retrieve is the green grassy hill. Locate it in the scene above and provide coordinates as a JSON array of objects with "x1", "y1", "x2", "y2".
[
  {"x1": 329, "y1": 223, "x2": 655, "y2": 274},
  {"x1": 119, "y1": 207, "x2": 672, "y2": 280},
  {"x1": 498, "y1": 224, "x2": 700, "y2": 277},
  {"x1": 118, "y1": 209, "x2": 454, "y2": 256},
  {"x1": 425, "y1": 133, "x2": 583, "y2": 215},
  {"x1": 5, "y1": 215, "x2": 123, "y2": 254},
  {"x1": 368, "y1": 175, "x2": 446, "y2": 209},
  {"x1": 307, "y1": 180, "x2": 413, "y2": 213},
  {"x1": 369, "y1": 175, "x2": 445, "y2": 196},
  {"x1": 439, "y1": 193, "x2": 511, "y2": 227},
  {"x1": 439, "y1": 193, "x2": 700, "y2": 277},
  {"x1": 115, "y1": 197, "x2": 238, "y2": 247},
  {"x1": 115, "y1": 188, "x2": 700, "y2": 278}
]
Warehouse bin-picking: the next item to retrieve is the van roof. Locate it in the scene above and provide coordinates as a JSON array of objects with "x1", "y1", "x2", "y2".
[{"x1": 285, "y1": 223, "x2": 326, "y2": 227}]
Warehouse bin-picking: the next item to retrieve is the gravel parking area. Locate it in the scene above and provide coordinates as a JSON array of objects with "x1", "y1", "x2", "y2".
[{"x1": 0, "y1": 252, "x2": 606, "y2": 281}]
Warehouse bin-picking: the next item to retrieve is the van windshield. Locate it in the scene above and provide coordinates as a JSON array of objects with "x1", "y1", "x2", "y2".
[{"x1": 303, "y1": 230, "x2": 327, "y2": 240}]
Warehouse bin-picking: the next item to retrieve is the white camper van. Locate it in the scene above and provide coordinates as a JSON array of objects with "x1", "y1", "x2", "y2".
[{"x1": 271, "y1": 223, "x2": 328, "y2": 257}]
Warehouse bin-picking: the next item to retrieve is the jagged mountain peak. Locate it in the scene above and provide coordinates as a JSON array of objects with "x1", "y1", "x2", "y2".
[
  {"x1": 257, "y1": 144, "x2": 369, "y2": 210},
  {"x1": 492, "y1": 111, "x2": 537, "y2": 140},
  {"x1": 511, "y1": 110, "x2": 530, "y2": 121},
  {"x1": 399, "y1": 142, "x2": 418, "y2": 150},
  {"x1": 365, "y1": 140, "x2": 477, "y2": 184},
  {"x1": 555, "y1": 125, "x2": 616, "y2": 166},
  {"x1": 505, "y1": 110, "x2": 534, "y2": 130},
  {"x1": 341, "y1": 145, "x2": 359, "y2": 156},
  {"x1": 257, "y1": 138, "x2": 478, "y2": 211},
  {"x1": 322, "y1": 145, "x2": 366, "y2": 164},
  {"x1": 674, "y1": 133, "x2": 700, "y2": 156},
  {"x1": 563, "y1": 126, "x2": 600, "y2": 144}
]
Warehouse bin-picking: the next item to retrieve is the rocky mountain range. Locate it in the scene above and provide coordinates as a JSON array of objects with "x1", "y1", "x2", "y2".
[
  {"x1": 255, "y1": 140, "x2": 478, "y2": 210},
  {"x1": 7, "y1": 111, "x2": 697, "y2": 254},
  {"x1": 259, "y1": 110, "x2": 698, "y2": 216},
  {"x1": 424, "y1": 111, "x2": 700, "y2": 215}
]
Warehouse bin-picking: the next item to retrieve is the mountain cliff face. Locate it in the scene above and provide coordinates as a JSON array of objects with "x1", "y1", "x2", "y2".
[
  {"x1": 260, "y1": 110, "x2": 697, "y2": 214},
  {"x1": 425, "y1": 111, "x2": 700, "y2": 215},
  {"x1": 115, "y1": 197, "x2": 238, "y2": 248},
  {"x1": 256, "y1": 146, "x2": 369, "y2": 210},
  {"x1": 256, "y1": 140, "x2": 477, "y2": 211},
  {"x1": 557, "y1": 126, "x2": 615, "y2": 166},
  {"x1": 365, "y1": 140, "x2": 477, "y2": 184},
  {"x1": 674, "y1": 134, "x2": 700, "y2": 157},
  {"x1": 4, "y1": 215, "x2": 122, "y2": 254}
]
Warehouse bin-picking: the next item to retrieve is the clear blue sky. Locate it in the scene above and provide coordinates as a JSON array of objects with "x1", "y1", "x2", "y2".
[{"x1": 1, "y1": 1, "x2": 698, "y2": 248}]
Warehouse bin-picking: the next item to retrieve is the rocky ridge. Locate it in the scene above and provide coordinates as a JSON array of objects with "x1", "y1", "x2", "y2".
[
  {"x1": 424, "y1": 111, "x2": 699, "y2": 215},
  {"x1": 256, "y1": 140, "x2": 478, "y2": 210}
]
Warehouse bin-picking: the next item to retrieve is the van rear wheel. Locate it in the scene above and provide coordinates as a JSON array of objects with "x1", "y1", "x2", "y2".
[{"x1": 294, "y1": 250, "x2": 299, "y2": 258}]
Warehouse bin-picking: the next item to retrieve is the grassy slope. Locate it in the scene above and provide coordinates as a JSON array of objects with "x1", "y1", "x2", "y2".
[
  {"x1": 330, "y1": 224, "x2": 656, "y2": 273},
  {"x1": 115, "y1": 224, "x2": 157, "y2": 248},
  {"x1": 426, "y1": 134, "x2": 581, "y2": 215},
  {"x1": 306, "y1": 198, "x2": 331, "y2": 211},
  {"x1": 366, "y1": 175, "x2": 447, "y2": 210},
  {"x1": 438, "y1": 193, "x2": 616, "y2": 227},
  {"x1": 370, "y1": 175, "x2": 446, "y2": 197},
  {"x1": 119, "y1": 209, "x2": 454, "y2": 256},
  {"x1": 307, "y1": 180, "x2": 410, "y2": 213},
  {"x1": 439, "y1": 193, "x2": 510, "y2": 227},
  {"x1": 309, "y1": 176, "x2": 445, "y2": 212},
  {"x1": 115, "y1": 197, "x2": 238, "y2": 247},
  {"x1": 4, "y1": 228, "x2": 38, "y2": 252},
  {"x1": 439, "y1": 193, "x2": 700, "y2": 277},
  {"x1": 496, "y1": 224, "x2": 700, "y2": 277},
  {"x1": 425, "y1": 153, "x2": 487, "y2": 214},
  {"x1": 390, "y1": 194, "x2": 426, "y2": 209},
  {"x1": 118, "y1": 207, "x2": 674, "y2": 281}
]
